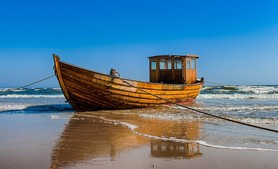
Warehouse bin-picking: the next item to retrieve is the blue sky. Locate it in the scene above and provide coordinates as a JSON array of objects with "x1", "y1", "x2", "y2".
[{"x1": 0, "y1": 0, "x2": 278, "y2": 87}]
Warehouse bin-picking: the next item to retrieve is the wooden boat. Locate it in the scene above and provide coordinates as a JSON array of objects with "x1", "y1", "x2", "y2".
[{"x1": 53, "y1": 54, "x2": 204, "y2": 111}]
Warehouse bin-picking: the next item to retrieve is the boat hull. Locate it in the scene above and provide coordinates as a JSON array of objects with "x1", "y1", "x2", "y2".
[{"x1": 53, "y1": 55, "x2": 204, "y2": 111}]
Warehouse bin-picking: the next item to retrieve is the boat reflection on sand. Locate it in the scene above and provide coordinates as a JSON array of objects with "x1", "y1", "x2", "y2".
[
  {"x1": 51, "y1": 110, "x2": 203, "y2": 168},
  {"x1": 151, "y1": 140, "x2": 202, "y2": 159}
]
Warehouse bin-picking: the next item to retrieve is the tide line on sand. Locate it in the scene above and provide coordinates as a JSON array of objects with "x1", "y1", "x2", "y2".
[{"x1": 77, "y1": 114, "x2": 278, "y2": 152}]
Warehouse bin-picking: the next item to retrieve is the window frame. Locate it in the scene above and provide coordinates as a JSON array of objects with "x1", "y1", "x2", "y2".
[
  {"x1": 186, "y1": 60, "x2": 191, "y2": 70},
  {"x1": 174, "y1": 59, "x2": 182, "y2": 70},
  {"x1": 191, "y1": 59, "x2": 196, "y2": 69},
  {"x1": 159, "y1": 59, "x2": 166, "y2": 70},
  {"x1": 150, "y1": 61, "x2": 157, "y2": 70},
  {"x1": 159, "y1": 59, "x2": 172, "y2": 70}
]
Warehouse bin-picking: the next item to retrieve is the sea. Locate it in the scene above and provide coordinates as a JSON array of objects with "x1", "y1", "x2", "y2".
[{"x1": 0, "y1": 86, "x2": 278, "y2": 152}]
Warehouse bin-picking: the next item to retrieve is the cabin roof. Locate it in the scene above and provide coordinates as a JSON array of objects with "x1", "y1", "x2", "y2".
[{"x1": 148, "y1": 54, "x2": 199, "y2": 59}]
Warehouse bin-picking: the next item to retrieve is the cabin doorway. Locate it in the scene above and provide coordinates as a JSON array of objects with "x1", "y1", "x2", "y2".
[
  {"x1": 185, "y1": 58, "x2": 197, "y2": 84},
  {"x1": 174, "y1": 58, "x2": 183, "y2": 84}
]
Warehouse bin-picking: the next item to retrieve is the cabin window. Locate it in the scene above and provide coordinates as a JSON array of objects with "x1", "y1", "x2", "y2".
[
  {"x1": 186, "y1": 60, "x2": 191, "y2": 70},
  {"x1": 160, "y1": 59, "x2": 166, "y2": 69},
  {"x1": 191, "y1": 59, "x2": 196, "y2": 69},
  {"x1": 167, "y1": 60, "x2": 172, "y2": 69},
  {"x1": 160, "y1": 59, "x2": 171, "y2": 70},
  {"x1": 174, "y1": 59, "x2": 182, "y2": 69},
  {"x1": 151, "y1": 61, "x2": 157, "y2": 70}
]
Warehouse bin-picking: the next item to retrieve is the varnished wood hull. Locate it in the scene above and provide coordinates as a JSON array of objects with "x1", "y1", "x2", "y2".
[{"x1": 53, "y1": 55, "x2": 204, "y2": 111}]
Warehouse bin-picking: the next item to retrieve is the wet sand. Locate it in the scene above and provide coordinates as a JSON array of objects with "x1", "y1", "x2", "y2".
[
  {"x1": 1, "y1": 107, "x2": 278, "y2": 169},
  {"x1": 0, "y1": 113, "x2": 71, "y2": 169}
]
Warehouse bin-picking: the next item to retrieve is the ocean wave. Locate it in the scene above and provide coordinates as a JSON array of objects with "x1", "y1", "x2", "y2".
[
  {"x1": 0, "y1": 88, "x2": 62, "y2": 95},
  {"x1": 0, "y1": 104, "x2": 29, "y2": 111},
  {"x1": 0, "y1": 88, "x2": 13, "y2": 92},
  {"x1": 196, "y1": 105, "x2": 278, "y2": 112},
  {"x1": 0, "y1": 104, "x2": 73, "y2": 113},
  {"x1": 237, "y1": 86, "x2": 278, "y2": 94},
  {"x1": 0, "y1": 94, "x2": 65, "y2": 98},
  {"x1": 138, "y1": 107, "x2": 278, "y2": 125},
  {"x1": 202, "y1": 85, "x2": 238, "y2": 91},
  {"x1": 22, "y1": 104, "x2": 73, "y2": 112},
  {"x1": 198, "y1": 93, "x2": 278, "y2": 100},
  {"x1": 238, "y1": 117, "x2": 278, "y2": 125},
  {"x1": 139, "y1": 112, "x2": 201, "y2": 121},
  {"x1": 32, "y1": 88, "x2": 61, "y2": 91},
  {"x1": 34, "y1": 88, "x2": 47, "y2": 91},
  {"x1": 11, "y1": 89, "x2": 27, "y2": 92},
  {"x1": 202, "y1": 85, "x2": 278, "y2": 95}
]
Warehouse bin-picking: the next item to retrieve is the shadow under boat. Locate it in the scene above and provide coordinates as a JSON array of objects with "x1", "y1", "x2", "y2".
[{"x1": 51, "y1": 109, "x2": 203, "y2": 168}]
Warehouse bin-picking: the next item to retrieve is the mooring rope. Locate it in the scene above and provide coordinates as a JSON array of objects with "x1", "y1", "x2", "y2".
[
  {"x1": 121, "y1": 79, "x2": 278, "y2": 134},
  {"x1": 0, "y1": 75, "x2": 55, "y2": 94}
]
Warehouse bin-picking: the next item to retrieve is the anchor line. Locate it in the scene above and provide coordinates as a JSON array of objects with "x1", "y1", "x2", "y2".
[{"x1": 0, "y1": 75, "x2": 55, "y2": 94}]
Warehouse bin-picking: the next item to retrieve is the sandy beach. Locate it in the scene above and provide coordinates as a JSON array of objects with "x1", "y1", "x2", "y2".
[
  {"x1": 1, "y1": 106, "x2": 278, "y2": 169},
  {"x1": 1, "y1": 0, "x2": 278, "y2": 168}
]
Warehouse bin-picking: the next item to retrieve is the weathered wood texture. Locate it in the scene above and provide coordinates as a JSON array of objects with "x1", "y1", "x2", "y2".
[{"x1": 53, "y1": 54, "x2": 204, "y2": 111}]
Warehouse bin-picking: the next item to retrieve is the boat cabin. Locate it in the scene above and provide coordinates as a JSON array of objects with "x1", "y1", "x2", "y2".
[{"x1": 149, "y1": 54, "x2": 199, "y2": 84}]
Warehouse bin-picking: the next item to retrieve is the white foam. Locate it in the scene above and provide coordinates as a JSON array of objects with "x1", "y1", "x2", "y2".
[
  {"x1": 0, "y1": 94, "x2": 64, "y2": 98},
  {"x1": 0, "y1": 103, "x2": 72, "y2": 112},
  {"x1": 202, "y1": 85, "x2": 278, "y2": 94},
  {"x1": 239, "y1": 118, "x2": 278, "y2": 125},
  {"x1": 51, "y1": 114, "x2": 72, "y2": 120},
  {"x1": 134, "y1": 129, "x2": 278, "y2": 152},
  {"x1": 196, "y1": 140, "x2": 278, "y2": 152},
  {"x1": 78, "y1": 114, "x2": 138, "y2": 131},
  {"x1": 237, "y1": 86, "x2": 278, "y2": 94},
  {"x1": 202, "y1": 86, "x2": 214, "y2": 90},
  {"x1": 198, "y1": 93, "x2": 278, "y2": 100},
  {"x1": 11, "y1": 89, "x2": 26, "y2": 92},
  {"x1": 0, "y1": 88, "x2": 10, "y2": 92},
  {"x1": 168, "y1": 105, "x2": 278, "y2": 124},
  {"x1": 139, "y1": 113, "x2": 200, "y2": 121},
  {"x1": 51, "y1": 115, "x2": 61, "y2": 119},
  {"x1": 196, "y1": 105, "x2": 278, "y2": 112},
  {"x1": 133, "y1": 131, "x2": 278, "y2": 152},
  {"x1": 120, "y1": 122, "x2": 138, "y2": 130},
  {"x1": 0, "y1": 104, "x2": 28, "y2": 111}
]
